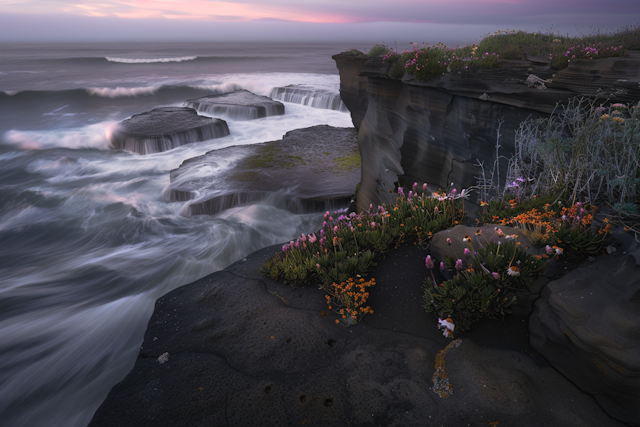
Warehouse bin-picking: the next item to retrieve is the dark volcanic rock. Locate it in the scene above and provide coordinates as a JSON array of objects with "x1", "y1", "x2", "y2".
[
  {"x1": 269, "y1": 85, "x2": 348, "y2": 112},
  {"x1": 110, "y1": 107, "x2": 229, "y2": 155},
  {"x1": 333, "y1": 53, "x2": 640, "y2": 210},
  {"x1": 89, "y1": 243, "x2": 624, "y2": 427},
  {"x1": 529, "y1": 241, "x2": 640, "y2": 425},
  {"x1": 184, "y1": 90, "x2": 284, "y2": 120},
  {"x1": 166, "y1": 125, "x2": 360, "y2": 215},
  {"x1": 332, "y1": 54, "x2": 370, "y2": 129}
]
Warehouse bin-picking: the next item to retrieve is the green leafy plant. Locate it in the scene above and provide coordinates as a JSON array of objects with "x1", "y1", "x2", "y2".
[
  {"x1": 368, "y1": 44, "x2": 390, "y2": 57},
  {"x1": 260, "y1": 184, "x2": 467, "y2": 287},
  {"x1": 373, "y1": 25, "x2": 639, "y2": 82},
  {"x1": 424, "y1": 229, "x2": 553, "y2": 334}
]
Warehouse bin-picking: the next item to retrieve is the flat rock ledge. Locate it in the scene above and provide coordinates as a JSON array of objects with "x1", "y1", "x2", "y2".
[
  {"x1": 184, "y1": 90, "x2": 284, "y2": 121},
  {"x1": 89, "y1": 241, "x2": 625, "y2": 427},
  {"x1": 166, "y1": 125, "x2": 360, "y2": 216},
  {"x1": 110, "y1": 107, "x2": 230, "y2": 155}
]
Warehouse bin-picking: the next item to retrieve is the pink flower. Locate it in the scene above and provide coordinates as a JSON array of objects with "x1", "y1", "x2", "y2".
[
  {"x1": 371, "y1": 222, "x2": 376, "y2": 228},
  {"x1": 455, "y1": 259, "x2": 463, "y2": 270},
  {"x1": 425, "y1": 255, "x2": 434, "y2": 269},
  {"x1": 447, "y1": 238, "x2": 452, "y2": 245},
  {"x1": 546, "y1": 245, "x2": 553, "y2": 255},
  {"x1": 308, "y1": 233, "x2": 317, "y2": 243},
  {"x1": 440, "y1": 262, "x2": 445, "y2": 271},
  {"x1": 422, "y1": 183, "x2": 427, "y2": 190},
  {"x1": 282, "y1": 244, "x2": 288, "y2": 252},
  {"x1": 491, "y1": 272, "x2": 500, "y2": 280},
  {"x1": 464, "y1": 248, "x2": 471, "y2": 259},
  {"x1": 333, "y1": 226, "x2": 338, "y2": 233}
]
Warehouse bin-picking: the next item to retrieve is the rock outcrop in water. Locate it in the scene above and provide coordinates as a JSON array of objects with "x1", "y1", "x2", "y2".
[
  {"x1": 109, "y1": 107, "x2": 229, "y2": 155},
  {"x1": 184, "y1": 90, "x2": 284, "y2": 120},
  {"x1": 269, "y1": 85, "x2": 348, "y2": 112},
  {"x1": 165, "y1": 125, "x2": 360, "y2": 215},
  {"x1": 333, "y1": 52, "x2": 640, "y2": 209}
]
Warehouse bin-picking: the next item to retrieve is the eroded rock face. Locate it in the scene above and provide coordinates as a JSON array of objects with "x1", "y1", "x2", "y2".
[
  {"x1": 184, "y1": 90, "x2": 284, "y2": 120},
  {"x1": 529, "y1": 244, "x2": 640, "y2": 425},
  {"x1": 332, "y1": 54, "x2": 370, "y2": 129},
  {"x1": 333, "y1": 53, "x2": 640, "y2": 210},
  {"x1": 109, "y1": 107, "x2": 229, "y2": 155},
  {"x1": 166, "y1": 125, "x2": 360, "y2": 215}
]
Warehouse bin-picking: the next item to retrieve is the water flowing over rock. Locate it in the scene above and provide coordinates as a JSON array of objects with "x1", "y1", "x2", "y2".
[
  {"x1": 184, "y1": 90, "x2": 284, "y2": 120},
  {"x1": 333, "y1": 52, "x2": 640, "y2": 210},
  {"x1": 165, "y1": 125, "x2": 360, "y2": 215},
  {"x1": 529, "y1": 238, "x2": 640, "y2": 425},
  {"x1": 269, "y1": 85, "x2": 349, "y2": 112},
  {"x1": 109, "y1": 107, "x2": 229, "y2": 155}
]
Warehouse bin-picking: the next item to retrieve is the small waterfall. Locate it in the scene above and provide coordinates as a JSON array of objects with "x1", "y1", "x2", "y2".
[
  {"x1": 111, "y1": 123, "x2": 229, "y2": 155},
  {"x1": 269, "y1": 85, "x2": 349, "y2": 112},
  {"x1": 184, "y1": 90, "x2": 284, "y2": 121},
  {"x1": 187, "y1": 191, "x2": 353, "y2": 216},
  {"x1": 109, "y1": 107, "x2": 230, "y2": 155}
]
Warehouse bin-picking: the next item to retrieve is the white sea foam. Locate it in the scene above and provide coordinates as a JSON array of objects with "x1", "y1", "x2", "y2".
[
  {"x1": 105, "y1": 56, "x2": 197, "y2": 64},
  {"x1": 4, "y1": 122, "x2": 116, "y2": 150},
  {"x1": 86, "y1": 86, "x2": 159, "y2": 98}
]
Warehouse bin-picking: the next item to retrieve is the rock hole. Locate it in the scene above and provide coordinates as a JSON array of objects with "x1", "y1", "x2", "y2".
[
  {"x1": 327, "y1": 339, "x2": 336, "y2": 347},
  {"x1": 263, "y1": 321, "x2": 267, "y2": 325},
  {"x1": 299, "y1": 395, "x2": 307, "y2": 403},
  {"x1": 324, "y1": 397, "x2": 333, "y2": 407},
  {"x1": 264, "y1": 386, "x2": 271, "y2": 394},
  {"x1": 138, "y1": 353, "x2": 149, "y2": 359},
  {"x1": 286, "y1": 338, "x2": 292, "y2": 344}
]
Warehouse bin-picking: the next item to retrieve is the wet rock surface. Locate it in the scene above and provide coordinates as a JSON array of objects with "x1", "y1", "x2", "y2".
[
  {"x1": 184, "y1": 90, "x2": 284, "y2": 120},
  {"x1": 333, "y1": 53, "x2": 640, "y2": 210},
  {"x1": 166, "y1": 125, "x2": 360, "y2": 215},
  {"x1": 89, "y1": 241, "x2": 624, "y2": 427},
  {"x1": 269, "y1": 85, "x2": 348, "y2": 112},
  {"x1": 109, "y1": 107, "x2": 230, "y2": 155},
  {"x1": 530, "y1": 236, "x2": 640, "y2": 425}
]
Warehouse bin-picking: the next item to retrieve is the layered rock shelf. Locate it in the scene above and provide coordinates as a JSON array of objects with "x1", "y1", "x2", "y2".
[
  {"x1": 333, "y1": 52, "x2": 640, "y2": 209},
  {"x1": 165, "y1": 125, "x2": 360, "y2": 215},
  {"x1": 269, "y1": 85, "x2": 348, "y2": 111},
  {"x1": 89, "y1": 241, "x2": 626, "y2": 427},
  {"x1": 109, "y1": 107, "x2": 229, "y2": 155},
  {"x1": 529, "y1": 238, "x2": 640, "y2": 425},
  {"x1": 184, "y1": 90, "x2": 284, "y2": 120}
]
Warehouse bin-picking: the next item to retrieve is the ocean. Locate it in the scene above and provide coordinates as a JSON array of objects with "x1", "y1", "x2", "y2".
[{"x1": 0, "y1": 41, "x2": 366, "y2": 427}]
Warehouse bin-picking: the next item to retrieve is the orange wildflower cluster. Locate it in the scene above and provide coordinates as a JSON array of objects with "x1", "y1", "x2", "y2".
[
  {"x1": 508, "y1": 206, "x2": 557, "y2": 240},
  {"x1": 325, "y1": 277, "x2": 375, "y2": 324}
]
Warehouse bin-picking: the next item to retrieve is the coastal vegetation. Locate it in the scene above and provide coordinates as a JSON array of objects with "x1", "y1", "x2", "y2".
[
  {"x1": 265, "y1": 42, "x2": 638, "y2": 334},
  {"x1": 348, "y1": 25, "x2": 640, "y2": 81}
]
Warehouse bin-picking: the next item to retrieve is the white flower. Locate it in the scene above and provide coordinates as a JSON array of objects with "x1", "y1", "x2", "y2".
[
  {"x1": 506, "y1": 266, "x2": 520, "y2": 277},
  {"x1": 438, "y1": 318, "x2": 455, "y2": 338}
]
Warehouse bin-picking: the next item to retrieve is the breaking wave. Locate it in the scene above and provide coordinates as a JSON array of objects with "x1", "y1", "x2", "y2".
[{"x1": 105, "y1": 56, "x2": 198, "y2": 64}]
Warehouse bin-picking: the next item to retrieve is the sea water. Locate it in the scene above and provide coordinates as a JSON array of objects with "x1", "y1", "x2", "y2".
[{"x1": 0, "y1": 41, "x2": 366, "y2": 427}]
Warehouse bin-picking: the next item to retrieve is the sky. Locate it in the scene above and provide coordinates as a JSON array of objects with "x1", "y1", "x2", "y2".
[{"x1": 0, "y1": 0, "x2": 639, "y2": 43}]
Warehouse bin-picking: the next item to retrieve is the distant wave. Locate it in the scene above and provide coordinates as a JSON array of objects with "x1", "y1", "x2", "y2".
[
  {"x1": 86, "y1": 86, "x2": 159, "y2": 98},
  {"x1": 105, "y1": 56, "x2": 198, "y2": 64},
  {"x1": 0, "y1": 83, "x2": 245, "y2": 102}
]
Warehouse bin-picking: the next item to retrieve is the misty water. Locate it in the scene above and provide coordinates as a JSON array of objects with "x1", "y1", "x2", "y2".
[{"x1": 0, "y1": 42, "x2": 363, "y2": 427}]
